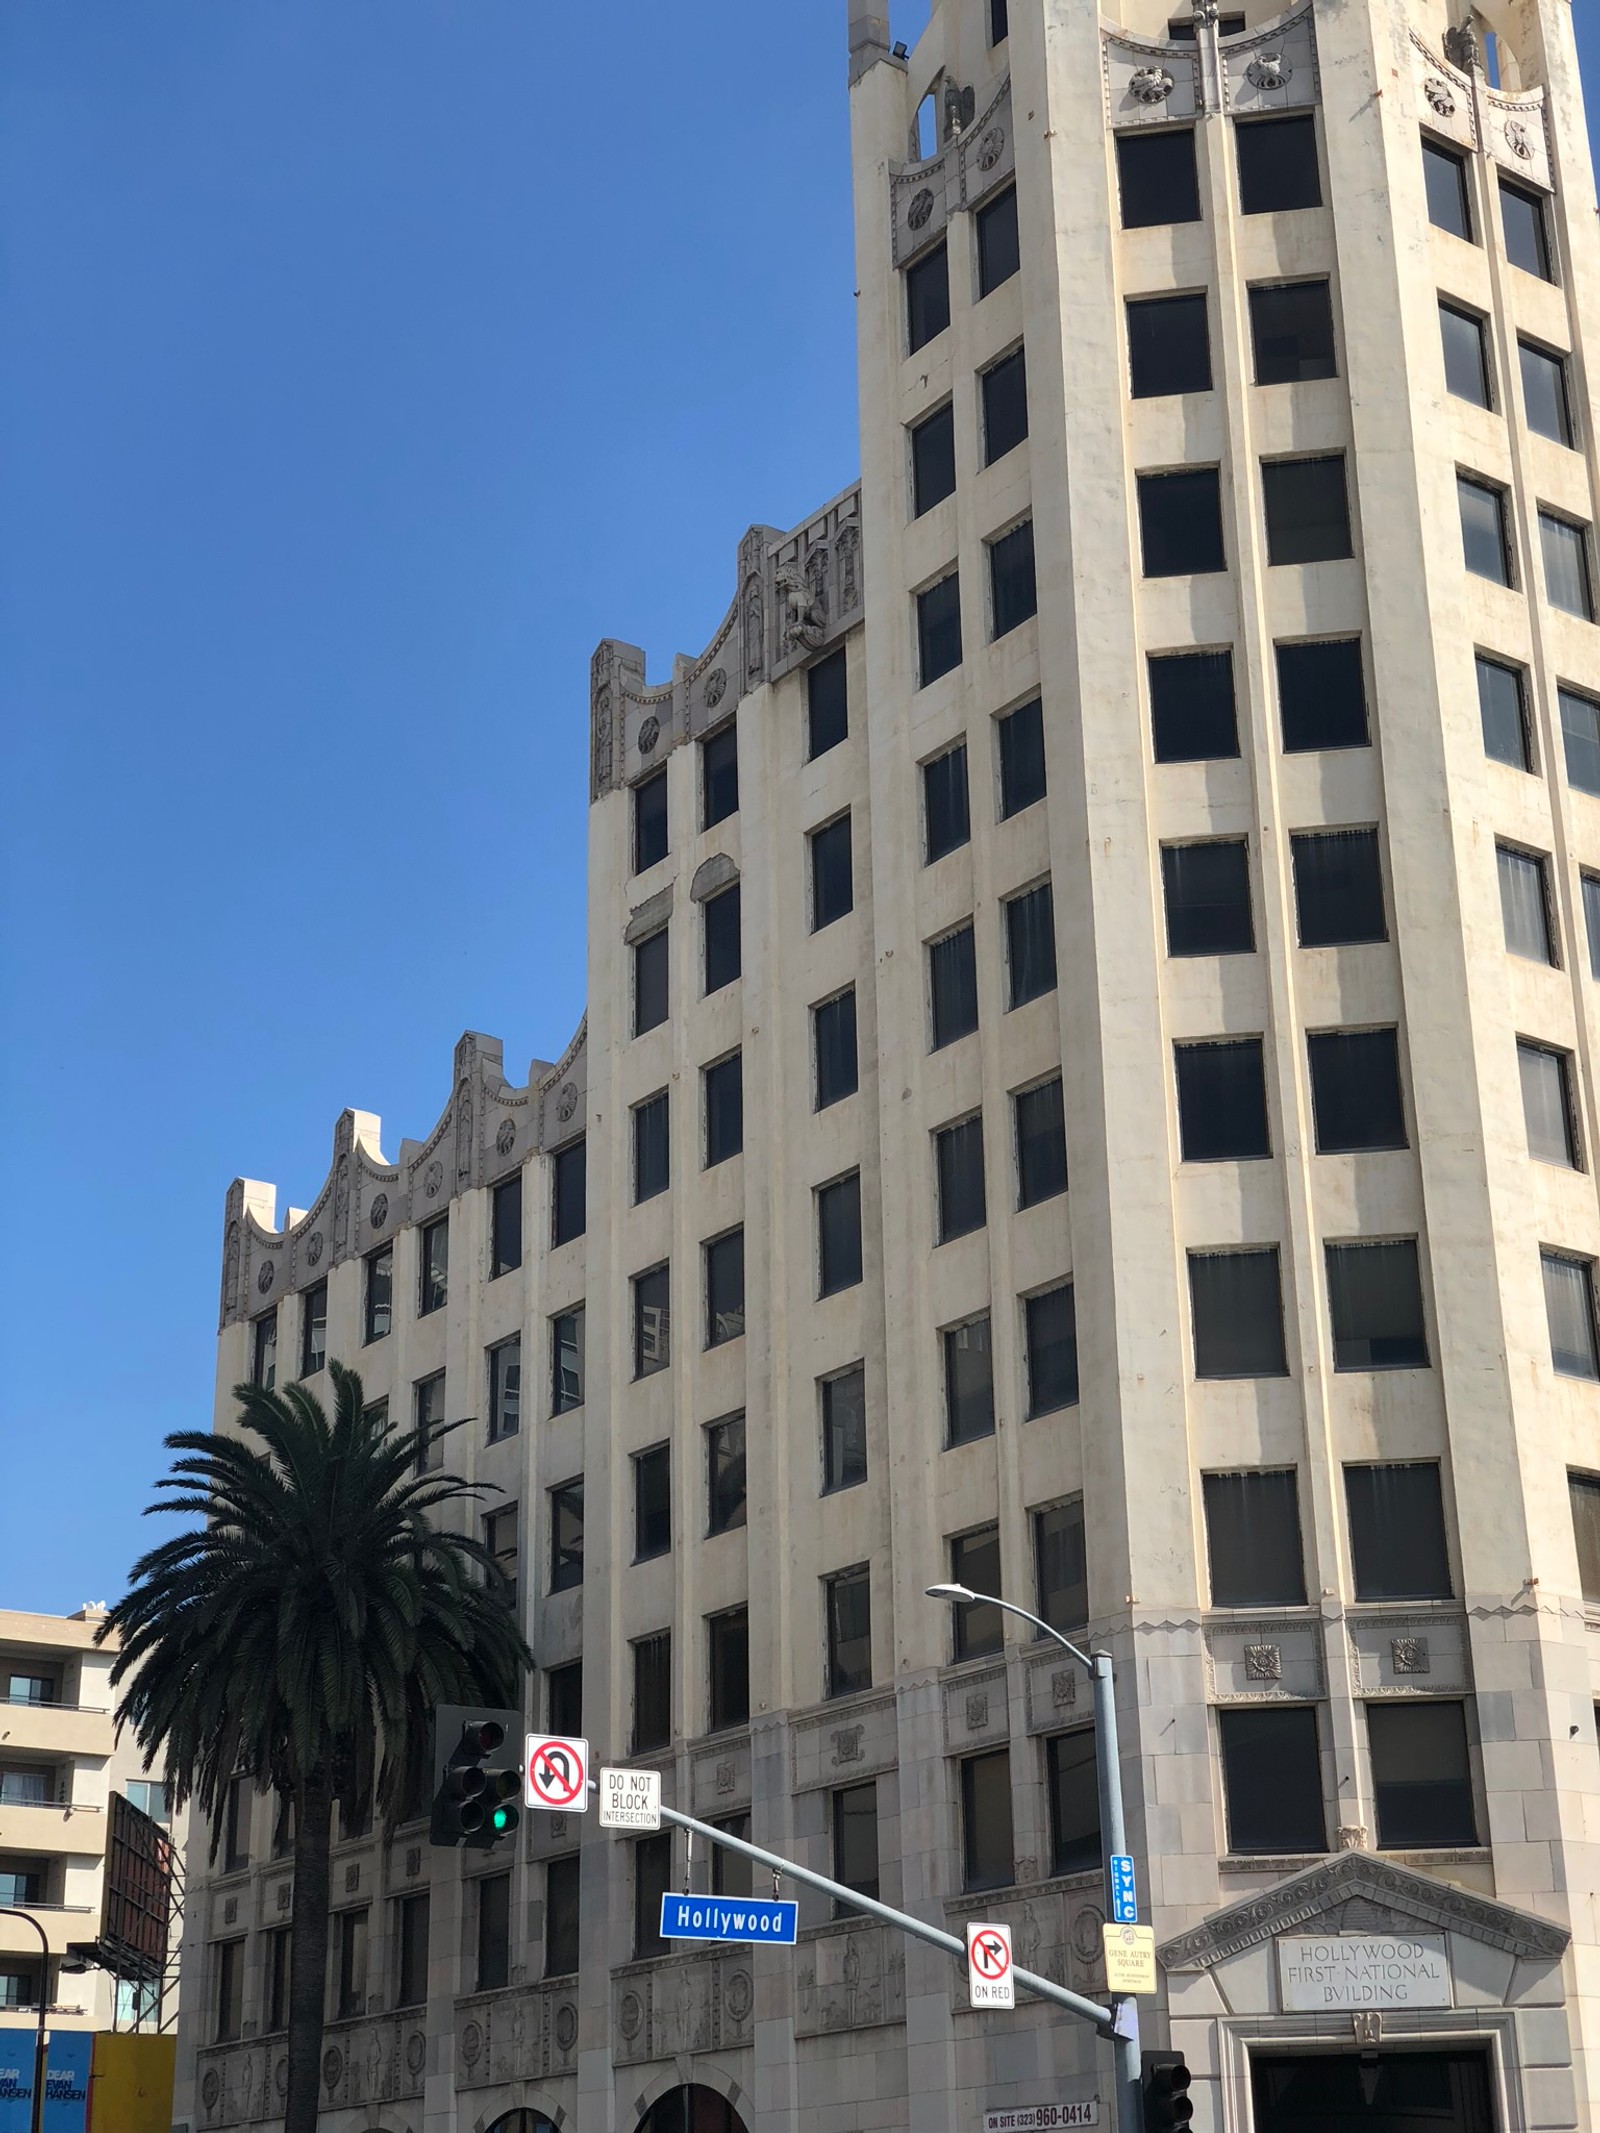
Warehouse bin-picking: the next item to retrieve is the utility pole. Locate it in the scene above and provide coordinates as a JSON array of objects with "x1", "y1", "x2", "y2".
[{"x1": 0, "y1": 1907, "x2": 51, "y2": 2133}]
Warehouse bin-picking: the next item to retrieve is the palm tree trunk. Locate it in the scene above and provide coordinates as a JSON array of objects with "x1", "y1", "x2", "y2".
[{"x1": 284, "y1": 1776, "x2": 333, "y2": 2133}]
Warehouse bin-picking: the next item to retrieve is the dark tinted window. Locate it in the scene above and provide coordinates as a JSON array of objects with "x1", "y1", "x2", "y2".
[
  {"x1": 944, "y1": 1316, "x2": 995, "y2": 1446},
  {"x1": 1175, "y1": 1039, "x2": 1270, "y2": 1161},
  {"x1": 1047, "y1": 1730, "x2": 1100, "y2": 1876},
  {"x1": 634, "y1": 1091, "x2": 669, "y2": 1203},
  {"x1": 814, "y1": 990, "x2": 859, "y2": 1108},
  {"x1": 952, "y1": 1525, "x2": 1003, "y2": 1658},
  {"x1": 930, "y1": 924, "x2": 980, "y2": 1050},
  {"x1": 1569, "y1": 1471, "x2": 1600, "y2": 1602},
  {"x1": 252, "y1": 1310, "x2": 277, "y2": 1389},
  {"x1": 1585, "y1": 875, "x2": 1600, "y2": 979},
  {"x1": 918, "y1": 572, "x2": 963, "y2": 684},
  {"x1": 551, "y1": 1308, "x2": 584, "y2": 1415},
  {"x1": 632, "y1": 1632, "x2": 671, "y2": 1753},
  {"x1": 1149, "y1": 648, "x2": 1237, "y2": 762},
  {"x1": 1500, "y1": 178, "x2": 1554, "y2": 281},
  {"x1": 935, "y1": 1115, "x2": 987, "y2": 1242},
  {"x1": 490, "y1": 1177, "x2": 522, "y2": 1278},
  {"x1": 998, "y1": 698, "x2": 1046, "y2": 816},
  {"x1": 811, "y1": 816, "x2": 853, "y2": 930},
  {"x1": 822, "y1": 1366, "x2": 868, "y2": 1493},
  {"x1": 397, "y1": 1893, "x2": 430, "y2": 2007},
  {"x1": 1307, "y1": 1028, "x2": 1407, "y2": 1152},
  {"x1": 1497, "y1": 844, "x2": 1555, "y2": 963},
  {"x1": 1161, "y1": 840, "x2": 1254, "y2": 956},
  {"x1": 634, "y1": 1444, "x2": 671, "y2": 1561},
  {"x1": 1543, "y1": 1250, "x2": 1599, "y2": 1378},
  {"x1": 907, "y1": 242, "x2": 951, "y2": 352},
  {"x1": 489, "y1": 1337, "x2": 521, "y2": 1442},
  {"x1": 419, "y1": 1222, "x2": 448, "y2": 1316},
  {"x1": 1026, "y1": 1283, "x2": 1079, "y2": 1415},
  {"x1": 1138, "y1": 467, "x2": 1226, "y2": 576},
  {"x1": 634, "y1": 928, "x2": 669, "y2": 1034},
  {"x1": 1541, "y1": 512, "x2": 1595, "y2": 621},
  {"x1": 704, "y1": 1052, "x2": 743, "y2": 1166},
  {"x1": 1326, "y1": 1240, "x2": 1428, "y2": 1370},
  {"x1": 476, "y1": 1876, "x2": 510, "y2": 1993},
  {"x1": 1458, "y1": 475, "x2": 1512, "y2": 585},
  {"x1": 982, "y1": 347, "x2": 1029, "y2": 463},
  {"x1": 1521, "y1": 341, "x2": 1574, "y2": 446},
  {"x1": 1476, "y1": 654, "x2": 1531, "y2": 769},
  {"x1": 1204, "y1": 1470, "x2": 1306, "y2": 1607},
  {"x1": 702, "y1": 881, "x2": 741, "y2": 993},
  {"x1": 634, "y1": 1263, "x2": 670, "y2": 1377},
  {"x1": 1016, "y1": 1077, "x2": 1067, "y2": 1207},
  {"x1": 1263, "y1": 454, "x2": 1352, "y2": 565},
  {"x1": 1519, "y1": 1040, "x2": 1579, "y2": 1166},
  {"x1": 990, "y1": 0, "x2": 1008, "y2": 40},
  {"x1": 1423, "y1": 138, "x2": 1473, "y2": 240},
  {"x1": 413, "y1": 1373, "x2": 445, "y2": 1475},
  {"x1": 707, "y1": 1414, "x2": 747, "y2": 1535},
  {"x1": 912, "y1": 403, "x2": 957, "y2": 515},
  {"x1": 1345, "y1": 1462, "x2": 1451, "y2": 1599},
  {"x1": 702, "y1": 721, "x2": 738, "y2": 828},
  {"x1": 1250, "y1": 280, "x2": 1336, "y2": 384},
  {"x1": 1128, "y1": 292, "x2": 1211, "y2": 399},
  {"x1": 826, "y1": 1570, "x2": 873, "y2": 1697},
  {"x1": 1220, "y1": 1707, "x2": 1325, "y2": 1853},
  {"x1": 1237, "y1": 113, "x2": 1321, "y2": 214},
  {"x1": 365, "y1": 1246, "x2": 392, "y2": 1342},
  {"x1": 1036, "y1": 1496, "x2": 1087, "y2": 1631},
  {"x1": 924, "y1": 743, "x2": 971, "y2": 862},
  {"x1": 990, "y1": 520, "x2": 1037, "y2": 636},
  {"x1": 1117, "y1": 128, "x2": 1201, "y2": 229},
  {"x1": 705, "y1": 1229, "x2": 745, "y2": 1347},
  {"x1": 1290, "y1": 828, "x2": 1386, "y2": 946},
  {"x1": 634, "y1": 768, "x2": 668, "y2": 872},
  {"x1": 833, "y1": 1782, "x2": 879, "y2": 1905},
  {"x1": 550, "y1": 1481, "x2": 584, "y2": 1593},
  {"x1": 962, "y1": 1749, "x2": 1015, "y2": 1891},
  {"x1": 548, "y1": 1661, "x2": 583, "y2": 1737},
  {"x1": 818, "y1": 1172, "x2": 863, "y2": 1295},
  {"x1": 1189, "y1": 1248, "x2": 1288, "y2": 1378},
  {"x1": 1369, "y1": 1703, "x2": 1477, "y2": 1849},
  {"x1": 808, "y1": 648, "x2": 849, "y2": 758},
  {"x1": 976, "y1": 186, "x2": 1020, "y2": 295},
  {"x1": 1276, "y1": 638, "x2": 1368, "y2": 752},
  {"x1": 1005, "y1": 881, "x2": 1057, "y2": 1006},
  {"x1": 1440, "y1": 302, "x2": 1492, "y2": 407},
  {"x1": 545, "y1": 1855, "x2": 580, "y2": 1978},
  {"x1": 709, "y1": 1608, "x2": 750, "y2": 1730},
  {"x1": 552, "y1": 1138, "x2": 586, "y2": 1246},
  {"x1": 633, "y1": 1831, "x2": 671, "y2": 1957}
]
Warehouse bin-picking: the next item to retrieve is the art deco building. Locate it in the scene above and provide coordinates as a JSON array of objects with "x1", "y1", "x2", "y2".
[{"x1": 177, "y1": 0, "x2": 1600, "y2": 2127}]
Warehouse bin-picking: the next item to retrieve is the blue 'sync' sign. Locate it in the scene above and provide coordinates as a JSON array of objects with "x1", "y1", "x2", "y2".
[
  {"x1": 660, "y1": 1893, "x2": 799, "y2": 1945},
  {"x1": 1108, "y1": 1854, "x2": 1138, "y2": 1926}
]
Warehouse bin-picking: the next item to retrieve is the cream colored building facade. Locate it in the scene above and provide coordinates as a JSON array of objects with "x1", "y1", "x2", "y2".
[{"x1": 178, "y1": 1, "x2": 1600, "y2": 2128}]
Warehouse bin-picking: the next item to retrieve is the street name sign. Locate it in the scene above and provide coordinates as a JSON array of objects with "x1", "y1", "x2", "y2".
[
  {"x1": 967, "y1": 1921, "x2": 1015, "y2": 2010},
  {"x1": 660, "y1": 1893, "x2": 799, "y2": 1945},
  {"x1": 1108, "y1": 1853, "x2": 1137, "y2": 1924},
  {"x1": 1101, "y1": 1923, "x2": 1156, "y2": 1994},
  {"x1": 598, "y1": 1766, "x2": 662, "y2": 1831},
  {"x1": 982, "y1": 2107, "x2": 1100, "y2": 2131},
  {"x1": 524, "y1": 1734, "x2": 590, "y2": 1812}
]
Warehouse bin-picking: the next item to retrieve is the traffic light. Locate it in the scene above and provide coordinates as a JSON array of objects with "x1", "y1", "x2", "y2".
[
  {"x1": 430, "y1": 1704, "x2": 524, "y2": 1850},
  {"x1": 1141, "y1": 2051, "x2": 1194, "y2": 2133}
]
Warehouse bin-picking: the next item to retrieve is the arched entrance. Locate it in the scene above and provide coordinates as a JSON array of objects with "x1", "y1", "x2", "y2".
[
  {"x1": 635, "y1": 2085, "x2": 749, "y2": 2133},
  {"x1": 485, "y1": 2114, "x2": 558, "y2": 2133}
]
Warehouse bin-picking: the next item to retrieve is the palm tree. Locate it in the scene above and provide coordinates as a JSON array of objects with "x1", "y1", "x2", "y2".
[{"x1": 102, "y1": 1360, "x2": 531, "y2": 2133}]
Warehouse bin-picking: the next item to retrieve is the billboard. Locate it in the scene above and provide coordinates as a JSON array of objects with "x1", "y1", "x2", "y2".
[
  {"x1": 88, "y1": 2035, "x2": 175, "y2": 2133},
  {"x1": 0, "y1": 2028, "x2": 92, "y2": 2133},
  {"x1": 99, "y1": 1794, "x2": 173, "y2": 1983}
]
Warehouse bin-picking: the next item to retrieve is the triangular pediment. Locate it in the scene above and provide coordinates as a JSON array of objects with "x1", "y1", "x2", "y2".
[{"x1": 1157, "y1": 1852, "x2": 1569, "y2": 1971}]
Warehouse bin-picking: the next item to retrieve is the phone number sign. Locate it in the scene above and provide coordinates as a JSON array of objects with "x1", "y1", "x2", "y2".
[{"x1": 982, "y1": 2106, "x2": 1100, "y2": 2130}]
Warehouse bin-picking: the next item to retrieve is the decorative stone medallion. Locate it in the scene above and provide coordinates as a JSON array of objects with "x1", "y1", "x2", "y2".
[
  {"x1": 369, "y1": 1192, "x2": 388, "y2": 1229},
  {"x1": 275, "y1": 2059, "x2": 288, "y2": 2097},
  {"x1": 726, "y1": 1969, "x2": 753, "y2": 2023},
  {"x1": 966, "y1": 1691, "x2": 989, "y2": 1729},
  {"x1": 424, "y1": 1158, "x2": 444, "y2": 1198},
  {"x1": 619, "y1": 1991, "x2": 643, "y2": 2042},
  {"x1": 405, "y1": 1846, "x2": 422, "y2": 1878},
  {"x1": 495, "y1": 1117, "x2": 516, "y2": 1157},
  {"x1": 1052, "y1": 1668, "x2": 1077, "y2": 1707},
  {"x1": 223, "y1": 1896, "x2": 238, "y2": 1924},
  {"x1": 1244, "y1": 1643, "x2": 1284, "y2": 1682},
  {"x1": 321, "y1": 2048, "x2": 343, "y2": 2091},
  {"x1": 1071, "y1": 1904, "x2": 1106, "y2": 1962},
  {"x1": 554, "y1": 2001, "x2": 579, "y2": 2052},
  {"x1": 977, "y1": 126, "x2": 1005, "y2": 171},
  {"x1": 201, "y1": 2070, "x2": 221, "y2": 2110},
  {"x1": 704, "y1": 667, "x2": 727, "y2": 709},
  {"x1": 1391, "y1": 1636, "x2": 1430, "y2": 1675},
  {"x1": 638, "y1": 713, "x2": 661, "y2": 755},
  {"x1": 1504, "y1": 118, "x2": 1534, "y2": 161},
  {"x1": 1129, "y1": 66, "x2": 1175, "y2": 103},
  {"x1": 716, "y1": 1760, "x2": 736, "y2": 1795},
  {"x1": 344, "y1": 1863, "x2": 360, "y2": 1894},
  {"x1": 275, "y1": 1881, "x2": 291, "y2": 1911},
  {"x1": 305, "y1": 1230, "x2": 324, "y2": 1268},
  {"x1": 556, "y1": 1081, "x2": 579, "y2": 1123},
  {"x1": 405, "y1": 2031, "x2": 426, "y2": 2075},
  {"x1": 460, "y1": 2022, "x2": 482, "y2": 2066},
  {"x1": 907, "y1": 186, "x2": 936, "y2": 229},
  {"x1": 257, "y1": 1260, "x2": 275, "y2": 1294},
  {"x1": 831, "y1": 1724, "x2": 864, "y2": 1765},
  {"x1": 1423, "y1": 76, "x2": 1456, "y2": 117},
  {"x1": 1246, "y1": 52, "x2": 1289, "y2": 90}
]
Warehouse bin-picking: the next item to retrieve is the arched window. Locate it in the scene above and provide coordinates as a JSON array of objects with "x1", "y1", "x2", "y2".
[
  {"x1": 636, "y1": 2086, "x2": 748, "y2": 2133},
  {"x1": 485, "y1": 2114, "x2": 558, "y2": 2133}
]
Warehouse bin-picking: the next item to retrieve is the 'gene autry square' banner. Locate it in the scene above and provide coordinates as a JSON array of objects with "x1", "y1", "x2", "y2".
[{"x1": 1277, "y1": 1933, "x2": 1453, "y2": 2012}]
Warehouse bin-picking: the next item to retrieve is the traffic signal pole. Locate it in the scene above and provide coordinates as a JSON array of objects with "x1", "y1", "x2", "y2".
[{"x1": 1090, "y1": 1649, "x2": 1145, "y2": 2133}]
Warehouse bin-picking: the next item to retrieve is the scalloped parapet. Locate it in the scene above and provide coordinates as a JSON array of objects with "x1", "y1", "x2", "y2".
[
  {"x1": 219, "y1": 1022, "x2": 588, "y2": 1330},
  {"x1": 589, "y1": 487, "x2": 864, "y2": 802}
]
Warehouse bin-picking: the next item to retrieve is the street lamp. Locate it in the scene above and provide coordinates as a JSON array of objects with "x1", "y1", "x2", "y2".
[
  {"x1": 925, "y1": 1584, "x2": 1142, "y2": 2133},
  {"x1": 0, "y1": 1907, "x2": 51, "y2": 2133}
]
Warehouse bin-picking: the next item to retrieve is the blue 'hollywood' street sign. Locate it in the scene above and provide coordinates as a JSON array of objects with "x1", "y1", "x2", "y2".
[{"x1": 660, "y1": 1892, "x2": 799, "y2": 1945}]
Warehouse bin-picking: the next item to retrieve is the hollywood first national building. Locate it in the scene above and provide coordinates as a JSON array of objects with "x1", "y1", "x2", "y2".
[{"x1": 175, "y1": 0, "x2": 1600, "y2": 2127}]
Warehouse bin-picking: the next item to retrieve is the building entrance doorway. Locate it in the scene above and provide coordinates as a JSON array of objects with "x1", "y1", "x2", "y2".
[
  {"x1": 1252, "y1": 2051, "x2": 1495, "y2": 2133},
  {"x1": 634, "y1": 2085, "x2": 749, "y2": 2133}
]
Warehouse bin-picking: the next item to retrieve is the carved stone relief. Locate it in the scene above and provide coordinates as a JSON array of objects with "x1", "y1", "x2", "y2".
[
  {"x1": 795, "y1": 1925, "x2": 906, "y2": 2037},
  {"x1": 609, "y1": 1952, "x2": 755, "y2": 2066}
]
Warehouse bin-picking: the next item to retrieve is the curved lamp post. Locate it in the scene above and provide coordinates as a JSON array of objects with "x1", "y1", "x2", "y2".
[
  {"x1": 0, "y1": 1906, "x2": 51, "y2": 2133},
  {"x1": 925, "y1": 1584, "x2": 1142, "y2": 2133}
]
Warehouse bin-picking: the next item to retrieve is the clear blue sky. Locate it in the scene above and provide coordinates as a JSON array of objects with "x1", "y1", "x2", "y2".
[{"x1": 0, "y1": 5, "x2": 1592, "y2": 1614}]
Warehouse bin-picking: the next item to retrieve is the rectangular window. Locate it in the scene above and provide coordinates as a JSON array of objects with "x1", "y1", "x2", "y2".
[
  {"x1": 1569, "y1": 1471, "x2": 1600, "y2": 1603},
  {"x1": 633, "y1": 1444, "x2": 671, "y2": 1562},
  {"x1": 708, "y1": 1608, "x2": 750, "y2": 1730},
  {"x1": 1149, "y1": 648, "x2": 1238, "y2": 763},
  {"x1": 982, "y1": 346, "x2": 1028, "y2": 463},
  {"x1": 924, "y1": 743, "x2": 971, "y2": 862},
  {"x1": 1263, "y1": 454, "x2": 1352, "y2": 566},
  {"x1": 1345, "y1": 1462, "x2": 1452, "y2": 1600},
  {"x1": 1016, "y1": 1077, "x2": 1067, "y2": 1207},
  {"x1": 1369, "y1": 1702, "x2": 1477, "y2": 1849},
  {"x1": 998, "y1": 698, "x2": 1046, "y2": 817},
  {"x1": 1117, "y1": 128, "x2": 1201, "y2": 228},
  {"x1": 935, "y1": 1115, "x2": 987, "y2": 1242},
  {"x1": 1128, "y1": 291, "x2": 1212, "y2": 399},
  {"x1": 364, "y1": 1246, "x2": 393, "y2": 1342},
  {"x1": 911, "y1": 402, "x2": 957, "y2": 516},
  {"x1": 252, "y1": 1310, "x2": 277, "y2": 1390},
  {"x1": 826, "y1": 1568, "x2": 872, "y2": 1697},
  {"x1": 300, "y1": 1281, "x2": 327, "y2": 1378},
  {"x1": 952, "y1": 1526, "x2": 1003, "y2": 1660},
  {"x1": 545, "y1": 1854, "x2": 580, "y2": 1978},
  {"x1": 1236, "y1": 113, "x2": 1321, "y2": 213},
  {"x1": 989, "y1": 0, "x2": 1008, "y2": 41},
  {"x1": 918, "y1": 571, "x2": 963, "y2": 685},
  {"x1": 634, "y1": 1092, "x2": 670, "y2": 1204},
  {"x1": 1175, "y1": 1038, "x2": 1271, "y2": 1162},
  {"x1": 215, "y1": 1939, "x2": 245, "y2": 2042},
  {"x1": 712, "y1": 1814, "x2": 753, "y2": 1899},
  {"x1": 1204, "y1": 1470, "x2": 1306, "y2": 1607},
  {"x1": 1219, "y1": 1706, "x2": 1325, "y2": 1853},
  {"x1": 814, "y1": 989, "x2": 859, "y2": 1109},
  {"x1": 976, "y1": 185, "x2": 1019, "y2": 295},
  {"x1": 1250, "y1": 279, "x2": 1336, "y2": 384},
  {"x1": 224, "y1": 1774, "x2": 250, "y2": 1871},
  {"x1": 1477, "y1": 654, "x2": 1532, "y2": 769},
  {"x1": 634, "y1": 1831, "x2": 672, "y2": 1958},
  {"x1": 906, "y1": 240, "x2": 951, "y2": 353},
  {"x1": 634, "y1": 1263, "x2": 671, "y2": 1377},
  {"x1": 1439, "y1": 301, "x2": 1492, "y2": 407},
  {"x1": 1326, "y1": 1240, "x2": 1428, "y2": 1370},
  {"x1": 1497, "y1": 844, "x2": 1555, "y2": 963},
  {"x1": 708, "y1": 1415, "x2": 747, "y2": 1535},
  {"x1": 1543, "y1": 1249, "x2": 1599, "y2": 1378},
  {"x1": 634, "y1": 767, "x2": 668, "y2": 872},
  {"x1": 1307, "y1": 1028, "x2": 1407, "y2": 1152},
  {"x1": 1500, "y1": 178, "x2": 1554, "y2": 281},
  {"x1": 706, "y1": 1228, "x2": 745, "y2": 1347},
  {"x1": 810, "y1": 815, "x2": 854, "y2": 930},
  {"x1": 808, "y1": 647, "x2": 849, "y2": 758},
  {"x1": 1459, "y1": 475, "x2": 1513, "y2": 586},
  {"x1": 818, "y1": 1172, "x2": 863, "y2": 1296},
  {"x1": 1190, "y1": 1247, "x2": 1288, "y2": 1379},
  {"x1": 394, "y1": 1892, "x2": 429, "y2": 2009},
  {"x1": 1560, "y1": 687, "x2": 1600, "y2": 803},
  {"x1": 944, "y1": 1315, "x2": 995, "y2": 1446},
  {"x1": 704, "y1": 1052, "x2": 743, "y2": 1166},
  {"x1": 1026, "y1": 1283, "x2": 1079, "y2": 1415},
  {"x1": 336, "y1": 1907, "x2": 369, "y2": 2018},
  {"x1": 1138, "y1": 467, "x2": 1226, "y2": 577},
  {"x1": 1520, "y1": 340, "x2": 1575, "y2": 446},
  {"x1": 1290, "y1": 827, "x2": 1386, "y2": 946},
  {"x1": 266, "y1": 1922, "x2": 292, "y2": 2029},
  {"x1": 1519, "y1": 1040, "x2": 1580, "y2": 1166},
  {"x1": 551, "y1": 1307, "x2": 584, "y2": 1414},
  {"x1": 1047, "y1": 1729, "x2": 1100, "y2": 1876},
  {"x1": 488, "y1": 1336, "x2": 521, "y2": 1442},
  {"x1": 822, "y1": 1365, "x2": 868, "y2": 1493},
  {"x1": 413, "y1": 1372, "x2": 445, "y2": 1476},
  {"x1": 488, "y1": 1175, "x2": 522, "y2": 1279},
  {"x1": 633, "y1": 1632, "x2": 672, "y2": 1753},
  {"x1": 1585, "y1": 875, "x2": 1600, "y2": 979},
  {"x1": 1423, "y1": 137, "x2": 1473, "y2": 240},
  {"x1": 704, "y1": 882, "x2": 742, "y2": 992},
  {"x1": 634, "y1": 928, "x2": 669, "y2": 1036},
  {"x1": 1540, "y1": 512, "x2": 1595, "y2": 620},
  {"x1": 476, "y1": 1874, "x2": 510, "y2": 1994},
  {"x1": 1005, "y1": 881, "x2": 1057, "y2": 1007},
  {"x1": 1162, "y1": 839, "x2": 1254, "y2": 956},
  {"x1": 552, "y1": 1137, "x2": 586, "y2": 1245},
  {"x1": 962, "y1": 1748, "x2": 1015, "y2": 1892},
  {"x1": 550, "y1": 1481, "x2": 584, "y2": 1593},
  {"x1": 419, "y1": 1218, "x2": 449, "y2": 1317},
  {"x1": 930, "y1": 924, "x2": 979, "y2": 1050},
  {"x1": 1276, "y1": 638, "x2": 1368, "y2": 752},
  {"x1": 833, "y1": 1782, "x2": 880, "y2": 1907},
  {"x1": 702, "y1": 720, "x2": 739, "y2": 828},
  {"x1": 543, "y1": 1663, "x2": 583, "y2": 1741},
  {"x1": 1036, "y1": 1496, "x2": 1088, "y2": 1632}
]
